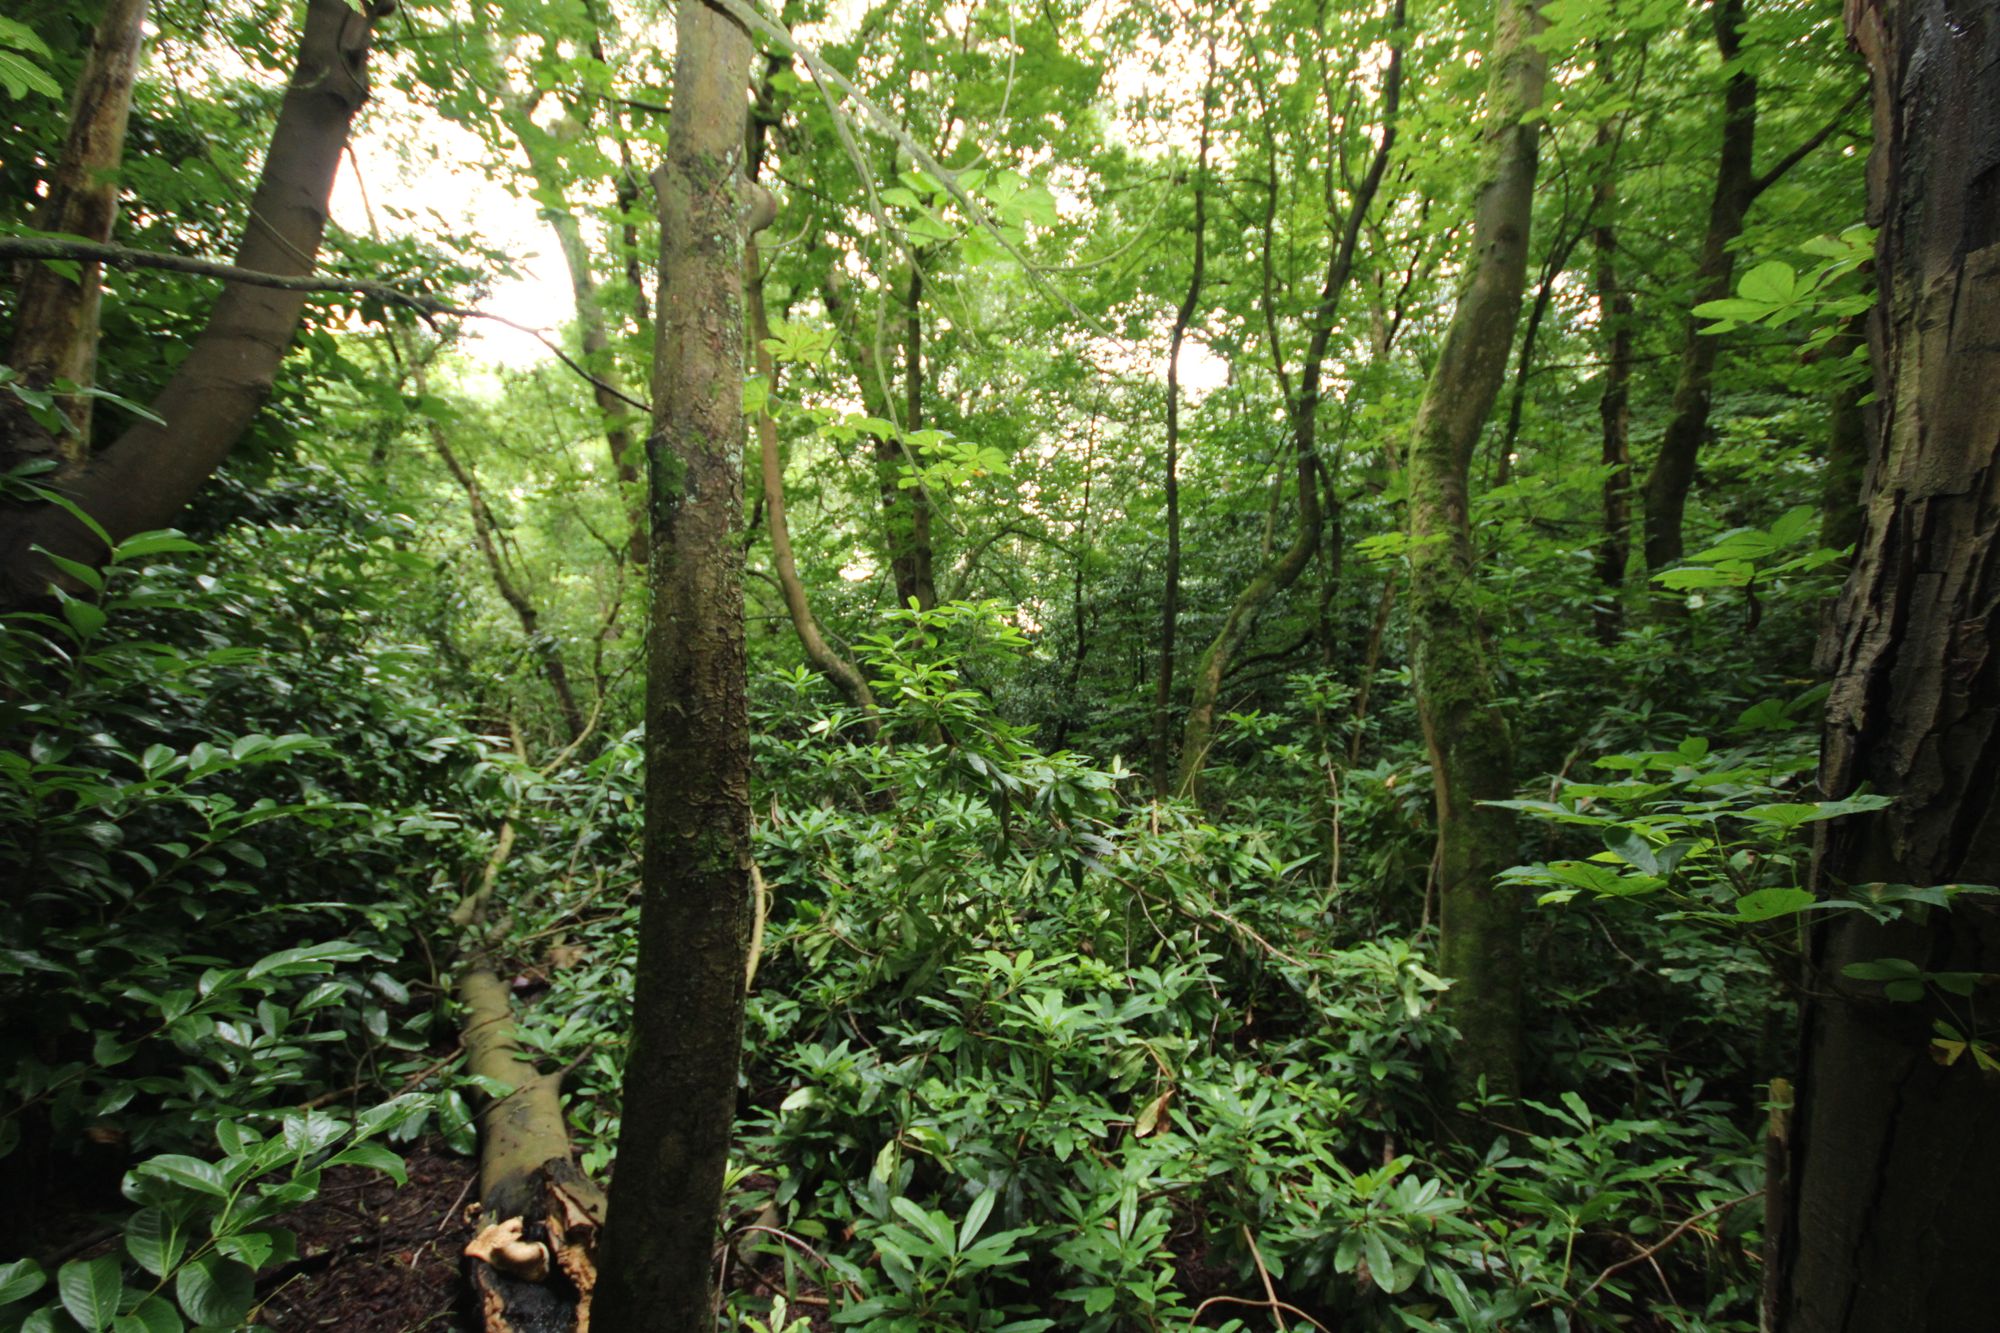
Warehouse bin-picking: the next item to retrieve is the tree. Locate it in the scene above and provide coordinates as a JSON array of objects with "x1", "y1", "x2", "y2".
[
  {"x1": 0, "y1": 0, "x2": 391, "y2": 603},
  {"x1": 0, "y1": 0, "x2": 148, "y2": 472},
  {"x1": 1774, "y1": 0, "x2": 2000, "y2": 1326},
  {"x1": 592, "y1": 0, "x2": 757, "y2": 1326},
  {"x1": 1403, "y1": 0, "x2": 1548, "y2": 1101}
]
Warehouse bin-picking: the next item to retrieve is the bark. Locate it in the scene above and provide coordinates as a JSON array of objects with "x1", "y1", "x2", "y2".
[
  {"x1": 1775, "y1": 2, "x2": 2000, "y2": 1326},
  {"x1": 1817, "y1": 316, "x2": 1869, "y2": 556},
  {"x1": 1640, "y1": 0, "x2": 1758, "y2": 575},
  {"x1": 1, "y1": 0, "x2": 149, "y2": 471},
  {"x1": 1591, "y1": 60, "x2": 1636, "y2": 645},
  {"x1": 749, "y1": 233, "x2": 880, "y2": 731},
  {"x1": 504, "y1": 103, "x2": 649, "y2": 565},
  {"x1": 1405, "y1": 0, "x2": 1547, "y2": 1103},
  {"x1": 0, "y1": 0, "x2": 388, "y2": 603},
  {"x1": 1152, "y1": 46, "x2": 1215, "y2": 797},
  {"x1": 592, "y1": 0, "x2": 757, "y2": 1325},
  {"x1": 1176, "y1": 3, "x2": 1402, "y2": 798}
]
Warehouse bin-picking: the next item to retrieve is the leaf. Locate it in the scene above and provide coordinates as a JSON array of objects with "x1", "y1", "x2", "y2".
[
  {"x1": 958, "y1": 1189, "x2": 997, "y2": 1251},
  {"x1": 246, "y1": 940, "x2": 373, "y2": 980},
  {"x1": 1733, "y1": 888, "x2": 1815, "y2": 922},
  {"x1": 173, "y1": 1255, "x2": 252, "y2": 1329},
  {"x1": 324, "y1": 1142, "x2": 406, "y2": 1186},
  {"x1": 1132, "y1": 1088, "x2": 1172, "y2": 1138},
  {"x1": 125, "y1": 1208, "x2": 183, "y2": 1278},
  {"x1": 111, "y1": 1295, "x2": 182, "y2": 1333},
  {"x1": 1738, "y1": 260, "x2": 1799, "y2": 306},
  {"x1": 57, "y1": 1256, "x2": 122, "y2": 1332},
  {"x1": 133, "y1": 1154, "x2": 229, "y2": 1198},
  {"x1": 0, "y1": 49, "x2": 63, "y2": 100},
  {"x1": 0, "y1": 1257, "x2": 48, "y2": 1306}
]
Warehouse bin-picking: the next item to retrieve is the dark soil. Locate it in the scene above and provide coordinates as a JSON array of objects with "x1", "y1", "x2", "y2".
[{"x1": 258, "y1": 1139, "x2": 477, "y2": 1333}]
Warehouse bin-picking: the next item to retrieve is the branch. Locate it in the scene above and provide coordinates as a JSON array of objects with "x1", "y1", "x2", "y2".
[
  {"x1": 0, "y1": 235, "x2": 653, "y2": 414},
  {"x1": 1575, "y1": 1189, "x2": 1762, "y2": 1303},
  {"x1": 1750, "y1": 85, "x2": 1866, "y2": 199}
]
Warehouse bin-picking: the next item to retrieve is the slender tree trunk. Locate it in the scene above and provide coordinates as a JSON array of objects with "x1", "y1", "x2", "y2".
[
  {"x1": 1775, "y1": 3, "x2": 2000, "y2": 1325},
  {"x1": 1591, "y1": 64, "x2": 1636, "y2": 644},
  {"x1": 505, "y1": 105, "x2": 649, "y2": 565},
  {"x1": 1640, "y1": 0, "x2": 1757, "y2": 576},
  {"x1": 897, "y1": 262, "x2": 937, "y2": 610},
  {"x1": 593, "y1": 0, "x2": 756, "y2": 1325},
  {"x1": 422, "y1": 383, "x2": 588, "y2": 742},
  {"x1": 1177, "y1": 4, "x2": 1402, "y2": 797},
  {"x1": 1493, "y1": 227, "x2": 1578, "y2": 488},
  {"x1": 824, "y1": 268, "x2": 936, "y2": 611},
  {"x1": 1, "y1": 0, "x2": 148, "y2": 471},
  {"x1": 748, "y1": 234, "x2": 879, "y2": 732},
  {"x1": 0, "y1": 0, "x2": 388, "y2": 603},
  {"x1": 1405, "y1": 0, "x2": 1547, "y2": 1104},
  {"x1": 1152, "y1": 46, "x2": 1215, "y2": 797}
]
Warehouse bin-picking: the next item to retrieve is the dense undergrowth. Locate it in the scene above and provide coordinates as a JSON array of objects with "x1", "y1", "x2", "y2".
[{"x1": 0, "y1": 466, "x2": 1842, "y2": 1332}]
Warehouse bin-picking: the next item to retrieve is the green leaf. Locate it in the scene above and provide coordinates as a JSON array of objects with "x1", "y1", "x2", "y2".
[
  {"x1": 125, "y1": 1209, "x2": 183, "y2": 1278},
  {"x1": 1733, "y1": 888, "x2": 1815, "y2": 922},
  {"x1": 172, "y1": 1256, "x2": 252, "y2": 1329},
  {"x1": 111, "y1": 1295, "x2": 182, "y2": 1333},
  {"x1": 57, "y1": 1256, "x2": 121, "y2": 1332},
  {"x1": 0, "y1": 49, "x2": 63, "y2": 100},
  {"x1": 324, "y1": 1142, "x2": 406, "y2": 1186},
  {"x1": 133, "y1": 1154, "x2": 229, "y2": 1198},
  {"x1": 0, "y1": 1257, "x2": 48, "y2": 1306},
  {"x1": 246, "y1": 941, "x2": 373, "y2": 980},
  {"x1": 958, "y1": 1189, "x2": 997, "y2": 1251},
  {"x1": 1738, "y1": 260, "x2": 1799, "y2": 305}
]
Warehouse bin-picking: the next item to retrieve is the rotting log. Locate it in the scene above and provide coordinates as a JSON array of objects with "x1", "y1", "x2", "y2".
[{"x1": 458, "y1": 966, "x2": 606, "y2": 1333}]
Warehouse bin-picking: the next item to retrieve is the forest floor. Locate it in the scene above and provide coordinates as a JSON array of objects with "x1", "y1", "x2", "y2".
[{"x1": 259, "y1": 1140, "x2": 476, "y2": 1332}]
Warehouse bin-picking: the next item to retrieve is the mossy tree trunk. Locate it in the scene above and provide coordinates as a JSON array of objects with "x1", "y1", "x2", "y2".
[
  {"x1": 1404, "y1": 0, "x2": 1547, "y2": 1104},
  {"x1": 1774, "y1": 1, "x2": 2000, "y2": 1326},
  {"x1": 592, "y1": 1, "x2": 757, "y2": 1326}
]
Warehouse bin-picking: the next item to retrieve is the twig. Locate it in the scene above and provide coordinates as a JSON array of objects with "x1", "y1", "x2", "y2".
[
  {"x1": 1575, "y1": 1189, "x2": 1762, "y2": 1303},
  {"x1": 1187, "y1": 1224, "x2": 1332, "y2": 1332}
]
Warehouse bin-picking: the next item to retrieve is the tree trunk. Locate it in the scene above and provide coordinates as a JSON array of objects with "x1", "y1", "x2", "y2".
[
  {"x1": 1151, "y1": 46, "x2": 1214, "y2": 797},
  {"x1": 0, "y1": 0, "x2": 149, "y2": 471},
  {"x1": 749, "y1": 233, "x2": 879, "y2": 732},
  {"x1": 1177, "y1": 3, "x2": 1402, "y2": 798},
  {"x1": 1591, "y1": 59, "x2": 1636, "y2": 645},
  {"x1": 422, "y1": 384, "x2": 588, "y2": 743},
  {"x1": 1405, "y1": 0, "x2": 1547, "y2": 1103},
  {"x1": 1774, "y1": 2, "x2": 2000, "y2": 1326},
  {"x1": 592, "y1": 0, "x2": 756, "y2": 1325},
  {"x1": 1640, "y1": 0, "x2": 1757, "y2": 576},
  {"x1": 1817, "y1": 316, "x2": 1869, "y2": 557},
  {"x1": 0, "y1": 0, "x2": 388, "y2": 603},
  {"x1": 505, "y1": 103, "x2": 649, "y2": 565}
]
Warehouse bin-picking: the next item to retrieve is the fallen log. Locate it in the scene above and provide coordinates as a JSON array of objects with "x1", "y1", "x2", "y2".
[{"x1": 458, "y1": 965, "x2": 606, "y2": 1332}]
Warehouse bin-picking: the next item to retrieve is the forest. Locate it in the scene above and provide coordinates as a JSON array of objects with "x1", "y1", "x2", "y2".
[{"x1": 1, "y1": 0, "x2": 1996, "y2": 1329}]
